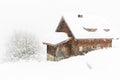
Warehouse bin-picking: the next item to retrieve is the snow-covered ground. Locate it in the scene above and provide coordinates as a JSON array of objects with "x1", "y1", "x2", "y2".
[{"x1": 0, "y1": 39, "x2": 120, "y2": 80}]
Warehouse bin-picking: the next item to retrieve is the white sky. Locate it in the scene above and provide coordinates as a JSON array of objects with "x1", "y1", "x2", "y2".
[
  {"x1": 0, "y1": 0, "x2": 120, "y2": 27},
  {"x1": 0, "y1": 0, "x2": 119, "y2": 31}
]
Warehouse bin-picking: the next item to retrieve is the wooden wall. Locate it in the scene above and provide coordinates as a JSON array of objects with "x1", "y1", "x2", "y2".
[
  {"x1": 76, "y1": 38, "x2": 112, "y2": 54},
  {"x1": 47, "y1": 38, "x2": 76, "y2": 61},
  {"x1": 56, "y1": 17, "x2": 75, "y2": 38},
  {"x1": 47, "y1": 38, "x2": 112, "y2": 61}
]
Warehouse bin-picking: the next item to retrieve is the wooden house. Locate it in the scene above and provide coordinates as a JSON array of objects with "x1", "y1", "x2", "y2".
[{"x1": 43, "y1": 14, "x2": 112, "y2": 61}]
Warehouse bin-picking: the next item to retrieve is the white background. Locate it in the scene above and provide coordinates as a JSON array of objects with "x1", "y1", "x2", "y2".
[{"x1": 0, "y1": 0, "x2": 120, "y2": 80}]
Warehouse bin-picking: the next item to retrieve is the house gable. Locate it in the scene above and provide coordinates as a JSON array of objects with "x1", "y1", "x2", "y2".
[{"x1": 56, "y1": 17, "x2": 75, "y2": 38}]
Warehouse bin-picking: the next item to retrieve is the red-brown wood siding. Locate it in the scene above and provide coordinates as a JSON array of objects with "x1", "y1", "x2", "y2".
[{"x1": 56, "y1": 17, "x2": 75, "y2": 38}]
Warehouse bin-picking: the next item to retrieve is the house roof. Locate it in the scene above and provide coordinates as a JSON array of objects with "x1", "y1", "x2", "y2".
[
  {"x1": 43, "y1": 32, "x2": 69, "y2": 45},
  {"x1": 43, "y1": 12, "x2": 114, "y2": 45},
  {"x1": 61, "y1": 13, "x2": 113, "y2": 38}
]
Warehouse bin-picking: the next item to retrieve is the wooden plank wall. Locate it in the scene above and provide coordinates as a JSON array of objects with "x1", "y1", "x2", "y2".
[{"x1": 47, "y1": 38, "x2": 112, "y2": 61}]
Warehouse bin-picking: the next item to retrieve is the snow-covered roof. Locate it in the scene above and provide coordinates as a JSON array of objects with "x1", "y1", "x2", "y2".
[
  {"x1": 62, "y1": 12, "x2": 113, "y2": 38},
  {"x1": 43, "y1": 32, "x2": 68, "y2": 45},
  {"x1": 43, "y1": 12, "x2": 114, "y2": 45}
]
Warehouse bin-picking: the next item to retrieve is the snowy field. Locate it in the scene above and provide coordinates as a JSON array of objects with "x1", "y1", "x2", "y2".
[
  {"x1": 0, "y1": 40, "x2": 120, "y2": 80},
  {"x1": 0, "y1": 48, "x2": 120, "y2": 80},
  {"x1": 0, "y1": 0, "x2": 120, "y2": 80}
]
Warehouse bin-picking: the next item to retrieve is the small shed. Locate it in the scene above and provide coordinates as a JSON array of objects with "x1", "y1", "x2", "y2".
[{"x1": 43, "y1": 32, "x2": 72, "y2": 61}]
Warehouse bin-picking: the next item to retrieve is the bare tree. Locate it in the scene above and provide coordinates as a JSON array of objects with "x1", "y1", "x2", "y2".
[{"x1": 6, "y1": 32, "x2": 41, "y2": 61}]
